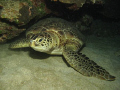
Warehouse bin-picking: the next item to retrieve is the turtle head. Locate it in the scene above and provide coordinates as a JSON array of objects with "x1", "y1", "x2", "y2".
[{"x1": 29, "y1": 32, "x2": 53, "y2": 53}]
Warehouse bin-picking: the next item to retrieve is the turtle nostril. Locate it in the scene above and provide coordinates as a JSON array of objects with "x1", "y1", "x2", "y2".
[{"x1": 30, "y1": 40, "x2": 33, "y2": 43}]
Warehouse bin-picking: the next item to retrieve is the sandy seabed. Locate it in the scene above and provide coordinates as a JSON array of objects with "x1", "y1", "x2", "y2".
[{"x1": 0, "y1": 34, "x2": 120, "y2": 90}]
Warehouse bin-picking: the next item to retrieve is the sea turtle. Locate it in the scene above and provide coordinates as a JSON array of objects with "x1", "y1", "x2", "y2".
[{"x1": 9, "y1": 18, "x2": 115, "y2": 81}]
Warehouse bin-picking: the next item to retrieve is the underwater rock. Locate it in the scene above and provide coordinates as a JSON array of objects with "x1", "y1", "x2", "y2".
[
  {"x1": 59, "y1": 0, "x2": 86, "y2": 7},
  {"x1": 58, "y1": 0, "x2": 105, "y2": 7},
  {"x1": 0, "y1": 0, "x2": 46, "y2": 25},
  {"x1": 0, "y1": 0, "x2": 47, "y2": 43},
  {"x1": 0, "y1": 21, "x2": 25, "y2": 43}
]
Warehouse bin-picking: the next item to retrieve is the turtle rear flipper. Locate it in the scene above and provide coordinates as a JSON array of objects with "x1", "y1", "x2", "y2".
[
  {"x1": 63, "y1": 43, "x2": 115, "y2": 81},
  {"x1": 9, "y1": 39, "x2": 30, "y2": 48}
]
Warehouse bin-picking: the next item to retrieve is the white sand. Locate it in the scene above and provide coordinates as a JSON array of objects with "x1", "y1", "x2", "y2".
[{"x1": 0, "y1": 34, "x2": 120, "y2": 90}]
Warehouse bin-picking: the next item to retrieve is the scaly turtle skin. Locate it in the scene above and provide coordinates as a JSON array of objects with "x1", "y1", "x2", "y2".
[{"x1": 10, "y1": 18, "x2": 115, "y2": 81}]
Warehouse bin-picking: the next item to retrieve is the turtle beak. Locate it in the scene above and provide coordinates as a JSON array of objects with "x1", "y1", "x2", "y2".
[{"x1": 30, "y1": 40, "x2": 35, "y2": 47}]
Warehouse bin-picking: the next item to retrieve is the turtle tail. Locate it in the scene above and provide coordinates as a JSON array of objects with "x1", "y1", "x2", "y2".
[
  {"x1": 9, "y1": 39, "x2": 30, "y2": 48},
  {"x1": 63, "y1": 45, "x2": 115, "y2": 81}
]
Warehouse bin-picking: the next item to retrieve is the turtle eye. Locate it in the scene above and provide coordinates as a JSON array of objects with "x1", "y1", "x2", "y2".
[{"x1": 39, "y1": 38, "x2": 43, "y2": 42}]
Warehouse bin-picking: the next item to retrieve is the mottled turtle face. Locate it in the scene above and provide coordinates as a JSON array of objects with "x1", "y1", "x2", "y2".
[{"x1": 29, "y1": 33, "x2": 53, "y2": 53}]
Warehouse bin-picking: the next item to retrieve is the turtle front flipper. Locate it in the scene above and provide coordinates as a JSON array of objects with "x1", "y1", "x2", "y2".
[
  {"x1": 9, "y1": 39, "x2": 30, "y2": 48},
  {"x1": 63, "y1": 43, "x2": 115, "y2": 81}
]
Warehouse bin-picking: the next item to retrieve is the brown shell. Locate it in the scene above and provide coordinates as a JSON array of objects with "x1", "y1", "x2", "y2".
[{"x1": 26, "y1": 18, "x2": 85, "y2": 42}]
